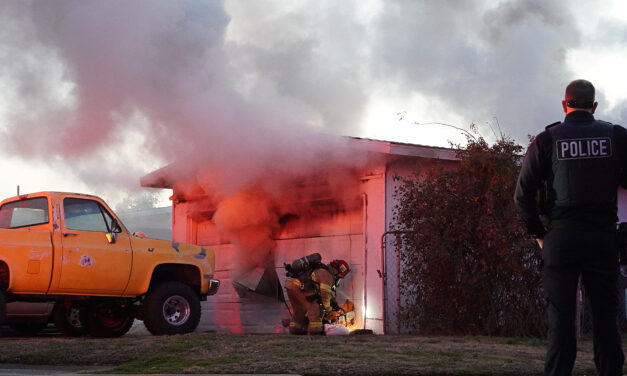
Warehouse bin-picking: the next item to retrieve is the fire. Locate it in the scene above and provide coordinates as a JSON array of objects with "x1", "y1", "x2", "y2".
[
  {"x1": 328, "y1": 300, "x2": 357, "y2": 329},
  {"x1": 324, "y1": 299, "x2": 361, "y2": 335}
]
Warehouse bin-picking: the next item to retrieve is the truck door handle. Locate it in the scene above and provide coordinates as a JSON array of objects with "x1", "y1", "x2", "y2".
[{"x1": 63, "y1": 232, "x2": 78, "y2": 237}]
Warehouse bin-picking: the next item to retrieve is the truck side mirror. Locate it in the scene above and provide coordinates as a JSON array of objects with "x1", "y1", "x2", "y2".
[{"x1": 105, "y1": 232, "x2": 117, "y2": 244}]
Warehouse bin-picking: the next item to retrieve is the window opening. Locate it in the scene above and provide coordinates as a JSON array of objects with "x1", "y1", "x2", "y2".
[{"x1": 0, "y1": 197, "x2": 49, "y2": 229}]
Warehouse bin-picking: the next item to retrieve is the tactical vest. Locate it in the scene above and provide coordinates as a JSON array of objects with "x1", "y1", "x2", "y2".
[{"x1": 544, "y1": 114, "x2": 621, "y2": 226}]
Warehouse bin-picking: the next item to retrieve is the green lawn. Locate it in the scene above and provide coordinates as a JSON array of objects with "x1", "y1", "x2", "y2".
[{"x1": 0, "y1": 331, "x2": 604, "y2": 375}]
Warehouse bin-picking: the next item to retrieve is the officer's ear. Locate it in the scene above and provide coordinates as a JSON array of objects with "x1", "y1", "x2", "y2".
[
  {"x1": 562, "y1": 100, "x2": 568, "y2": 114},
  {"x1": 590, "y1": 101, "x2": 598, "y2": 114}
]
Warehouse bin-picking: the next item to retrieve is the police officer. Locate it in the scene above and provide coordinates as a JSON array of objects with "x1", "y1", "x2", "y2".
[{"x1": 515, "y1": 79, "x2": 627, "y2": 376}]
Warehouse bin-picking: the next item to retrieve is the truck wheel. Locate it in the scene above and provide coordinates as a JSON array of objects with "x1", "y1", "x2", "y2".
[
  {"x1": 53, "y1": 303, "x2": 86, "y2": 337},
  {"x1": 82, "y1": 301, "x2": 134, "y2": 338},
  {"x1": 0, "y1": 290, "x2": 5, "y2": 326},
  {"x1": 143, "y1": 282, "x2": 200, "y2": 335}
]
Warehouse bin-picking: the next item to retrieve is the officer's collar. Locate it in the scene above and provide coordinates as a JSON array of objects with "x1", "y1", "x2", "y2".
[{"x1": 565, "y1": 110, "x2": 595, "y2": 122}]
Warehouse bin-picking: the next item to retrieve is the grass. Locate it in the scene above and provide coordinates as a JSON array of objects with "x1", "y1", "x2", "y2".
[
  {"x1": 0, "y1": 329, "x2": 611, "y2": 375},
  {"x1": 107, "y1": 355, "x2": 243, "y2": 374}
]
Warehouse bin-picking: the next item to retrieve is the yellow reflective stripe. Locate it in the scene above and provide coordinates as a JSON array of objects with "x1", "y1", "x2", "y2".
[
  {"x1": 289, "y1": 322, "x2": 299, "y2": 327},
  {"x1": 287, "y1": 278, "x2": 301, "y2": 287},
  {"x1": 308, "y1": 321, "x2": 323, "y2": 328},
  {"x1": 319, "y1": 283, "x2": 332, "y2": 292}
]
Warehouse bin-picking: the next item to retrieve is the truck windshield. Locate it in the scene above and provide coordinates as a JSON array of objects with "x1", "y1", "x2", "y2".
[{"x1": 0, "y1": 197, "x2": 49, "y2": 229}]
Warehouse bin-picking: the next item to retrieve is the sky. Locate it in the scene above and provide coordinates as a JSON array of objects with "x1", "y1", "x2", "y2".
[{"x1": 1, "y1": 0, "x2": 627, "y2": 208}]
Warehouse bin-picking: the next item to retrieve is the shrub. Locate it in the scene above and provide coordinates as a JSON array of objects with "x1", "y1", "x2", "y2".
[{"x1": 392, "y1": 138, "x2": 546, "y2": 336}]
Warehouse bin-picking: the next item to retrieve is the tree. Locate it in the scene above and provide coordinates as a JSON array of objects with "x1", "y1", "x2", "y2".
[
  {"x1": 392, "y1": 138, "x2": 546, "y2": 336},
  {"x1": 115, "y1": 191, "x2": 162, "y2": 212}
]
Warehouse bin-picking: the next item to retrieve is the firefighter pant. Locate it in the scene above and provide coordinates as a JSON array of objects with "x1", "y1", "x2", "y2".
[
  {"x1": 285, "y1": 278, "x2": 324, "y2": 335},
  {"x1": 542, "y1": 228, "x2": 624, "y2": 376}
]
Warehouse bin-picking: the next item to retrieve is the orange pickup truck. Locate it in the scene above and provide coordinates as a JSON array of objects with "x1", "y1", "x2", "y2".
[{"x1": 0, "y1": 192, "x2": 219, "y2": 337}]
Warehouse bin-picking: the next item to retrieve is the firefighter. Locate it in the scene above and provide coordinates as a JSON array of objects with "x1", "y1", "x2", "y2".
[
  {"x1": 514, "y1": 79, "x2": 627, "y2": 376},
  {"x1": 285, "y1": 255, "x2": 350, "y2": 335}
]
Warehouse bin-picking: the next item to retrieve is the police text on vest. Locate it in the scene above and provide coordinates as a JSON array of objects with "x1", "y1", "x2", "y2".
[{"x1": 556, "y1": 138, "x2": 612, "y2": 160}]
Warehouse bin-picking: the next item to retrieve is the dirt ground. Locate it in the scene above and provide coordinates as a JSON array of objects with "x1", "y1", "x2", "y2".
[{"x1": 0, "y1": 325, "x2": 604, "y2": 375}]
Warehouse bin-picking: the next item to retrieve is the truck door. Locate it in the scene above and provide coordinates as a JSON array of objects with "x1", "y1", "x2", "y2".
[
  {"x1": 56, "y1": 198, "x2": 132, "y2": 294},
  {"x1": 0, "y1": 197, "x2": 54, "y2": 293}
]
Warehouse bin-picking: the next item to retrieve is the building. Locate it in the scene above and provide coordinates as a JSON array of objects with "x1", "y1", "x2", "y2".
[{"x1": 141, "y1": 138, "x2": 458, "y2": 334}]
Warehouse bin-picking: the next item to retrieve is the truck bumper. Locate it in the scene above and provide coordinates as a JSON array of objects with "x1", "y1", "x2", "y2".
[{"x1": 208, "y1": 279, "x2": 220, "y2": 296}]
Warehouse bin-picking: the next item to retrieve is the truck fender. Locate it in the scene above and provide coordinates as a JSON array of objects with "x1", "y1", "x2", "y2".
[{"x1": 145, "y1": 263, "x2": 203, "y2": 296}]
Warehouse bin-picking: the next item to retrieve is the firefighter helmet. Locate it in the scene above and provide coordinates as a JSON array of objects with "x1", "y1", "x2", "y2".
[{"x1": 329, "y1": 259, "x2": 350, "y2": 278}]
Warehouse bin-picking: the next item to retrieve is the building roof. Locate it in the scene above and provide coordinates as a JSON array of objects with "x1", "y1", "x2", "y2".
[
  {"x1": 140, "y1": 137, "x2": 457, "y2": 189},
  {"x1": 346, "y1": 137, "x2": 457, "y2": 160}
]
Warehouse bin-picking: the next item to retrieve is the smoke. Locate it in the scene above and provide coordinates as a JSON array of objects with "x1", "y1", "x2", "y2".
[
  {"x1": 208, "y1": 165, "x2": 366, "y2": 275},
  {"x1": 5, "y1": 0, "x2": 622, "y2": 277},
  {"x1": 370, "y1": 0, "x2": 581, "y2": 140},
  {"x1": 212, "y1": 190, "x2": 279, "y2": 276},
  {"x1": 0, "y1": 0, "x2": 622, "y2": 202},
  {"x1": 0, "y1": 1, "x2": 374, "y2": 203}
]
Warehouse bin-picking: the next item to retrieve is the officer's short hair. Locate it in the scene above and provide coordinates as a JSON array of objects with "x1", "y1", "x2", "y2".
[{"x1": 565, "y1": 79, "x2": 595, "y2": 109}]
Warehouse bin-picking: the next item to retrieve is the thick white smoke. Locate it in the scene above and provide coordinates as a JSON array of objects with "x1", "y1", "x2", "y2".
[
  {"x1": 212, "y1": 190, "x2": 279, "y2": 276},
  {"x1": 1, "y1": 0, "x2": 626, "y2": 201},
  {"x1": 0, "y1": 1, "x2": 369, "y2": 201}
]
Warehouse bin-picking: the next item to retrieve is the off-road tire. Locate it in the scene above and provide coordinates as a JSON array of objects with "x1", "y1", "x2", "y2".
[
  {"x1": 0, "y1": 290, "x2": 5, "y2": 325},
  {"x1": 142, "y1": 282, "x2": 200, "y2": 335},
  {"x1": 53, "y1": 303, "x2": 87, "y2": 337},
  {"x1": 82, "y1": 300, "x2": 134, "y2": 338}
]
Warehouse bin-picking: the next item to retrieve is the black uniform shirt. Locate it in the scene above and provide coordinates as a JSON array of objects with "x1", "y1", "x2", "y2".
[{"x1": 514, "y1": 111, "x2": 627, "y2": 239}]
